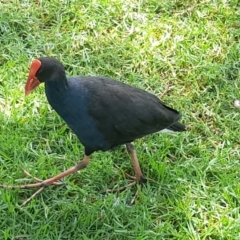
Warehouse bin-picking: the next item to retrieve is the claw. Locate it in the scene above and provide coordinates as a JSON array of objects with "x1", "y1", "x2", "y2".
[{"x1": 0, "y1": 156, "x2": 90, "y2": 206}]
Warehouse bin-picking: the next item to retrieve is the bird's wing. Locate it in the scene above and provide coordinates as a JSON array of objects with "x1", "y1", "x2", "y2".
[{"x1": 84, "y1": 77, "x2": 181, "y2": 146}]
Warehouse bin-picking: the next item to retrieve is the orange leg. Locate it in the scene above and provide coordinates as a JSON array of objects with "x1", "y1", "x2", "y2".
[
  {"x1": 107, "y1": 143, "x2": 148, "y2": 204},
  {"x1": 0, "y1": 155, "x2": 90, "y2": 206},
  {"x1": 126, "y1": 143, "x2": 147, "y2": 184}
]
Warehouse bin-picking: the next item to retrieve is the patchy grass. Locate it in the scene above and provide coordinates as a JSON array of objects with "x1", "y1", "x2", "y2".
[{"x1": 0, "y1": 0, "x2": 239, "y2": 239}]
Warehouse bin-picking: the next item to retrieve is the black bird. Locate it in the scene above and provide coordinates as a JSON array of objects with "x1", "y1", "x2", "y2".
[{"x1": 3, "y1": 57, "x2": 185, "y2": 205}]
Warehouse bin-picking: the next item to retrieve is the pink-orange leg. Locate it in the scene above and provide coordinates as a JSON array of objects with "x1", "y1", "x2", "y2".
[
  {"x1": 0, "y1": 155, "x2": 90, "y2": 207},
  {"x1": 107, "y1": 143, "x2": 147, "y2": 204},
  {"x1": 125, "y1": 143, "x2": 157, "y2": 183}
]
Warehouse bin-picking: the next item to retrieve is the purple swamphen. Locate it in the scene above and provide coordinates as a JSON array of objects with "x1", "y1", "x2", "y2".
[{"x1": 2, "y1": 57, "x2": 185, "y2": 206}]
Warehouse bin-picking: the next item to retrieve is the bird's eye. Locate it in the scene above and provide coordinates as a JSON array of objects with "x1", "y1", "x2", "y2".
[{"x1": 37, "y1": 69, "x2": 43, "y2": 74}]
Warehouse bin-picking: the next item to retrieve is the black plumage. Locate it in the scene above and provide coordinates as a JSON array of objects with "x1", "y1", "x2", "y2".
[
  {"x1": 43, "y1": 70, "x2": 185, "y2": 155},
  {"x1": 1, "y1": 57, "x2": 185, "y2": 206}
]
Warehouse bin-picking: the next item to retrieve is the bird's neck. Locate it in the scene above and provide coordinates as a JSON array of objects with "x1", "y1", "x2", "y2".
[
  {"x1": 45, "y1": 80, "x2": 69, "y2": 106},
  {"x1": 46, "y1": 78, "x2": 68, "y2": 91}
]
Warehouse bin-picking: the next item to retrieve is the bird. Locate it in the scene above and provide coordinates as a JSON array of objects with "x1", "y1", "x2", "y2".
[{"x1": 2, "y1": 57, "x2": 185, "y2": 206}]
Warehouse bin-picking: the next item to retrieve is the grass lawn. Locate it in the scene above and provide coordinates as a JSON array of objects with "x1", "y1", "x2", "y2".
[{"x1": 0, "y1": 0, "x2": 239, "y2": 239}]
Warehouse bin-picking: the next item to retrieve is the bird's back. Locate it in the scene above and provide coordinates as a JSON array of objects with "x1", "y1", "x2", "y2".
[{"x1": 81, "y1": 77, "x2": 184, "y2": 145}]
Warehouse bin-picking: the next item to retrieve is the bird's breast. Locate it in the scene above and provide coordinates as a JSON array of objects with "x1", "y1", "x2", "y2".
[{"x1": 45, "y1": 81, "x2": 111, "y2": 153}]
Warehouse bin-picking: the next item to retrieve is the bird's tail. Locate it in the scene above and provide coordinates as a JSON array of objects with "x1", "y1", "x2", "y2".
[{"x1": 167, "y1": 122, "x2": 186, "y2": 132}]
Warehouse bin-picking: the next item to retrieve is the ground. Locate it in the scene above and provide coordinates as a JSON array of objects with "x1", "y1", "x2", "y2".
[{"x1": 0, "y1": 0, "x2": 239, "y2": 239}]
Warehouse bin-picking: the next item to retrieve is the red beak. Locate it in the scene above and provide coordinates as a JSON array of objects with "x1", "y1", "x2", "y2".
[{"x1": 25, "y1": 59, "x2": 42, "y2": 96}]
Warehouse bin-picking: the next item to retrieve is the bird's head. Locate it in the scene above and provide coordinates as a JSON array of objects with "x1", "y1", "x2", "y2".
[{"x1": 25, "y1": 57, "x2": 66, "y2": 96}]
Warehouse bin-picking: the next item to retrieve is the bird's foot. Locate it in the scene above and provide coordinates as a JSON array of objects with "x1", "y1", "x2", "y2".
[
  {"x1": 104, "y1": 164, "x2": 150, "y2": 204},
  {"x1": 0, "y1": 168, "x2": 65, "y2": 207},
  {"x1": 20, "y1": 168, "x2": 64, "y2": 186},
  {"x1": 113, "y1": 164, "x2": 156, "y2": 183},
  {"x1": 0, "y1": 168, "x2": 64, "y2": 188},
  {"x1": 105, "y1": 181, "x2": 139, "y2": 205},
  {"x1": 0, "y1": 156, "x2": 90, "y2": 207}
]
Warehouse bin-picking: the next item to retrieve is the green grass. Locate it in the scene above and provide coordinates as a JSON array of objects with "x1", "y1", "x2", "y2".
[{"x1": 0, "y1": 0, "x2": 239, "y2": 239}]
